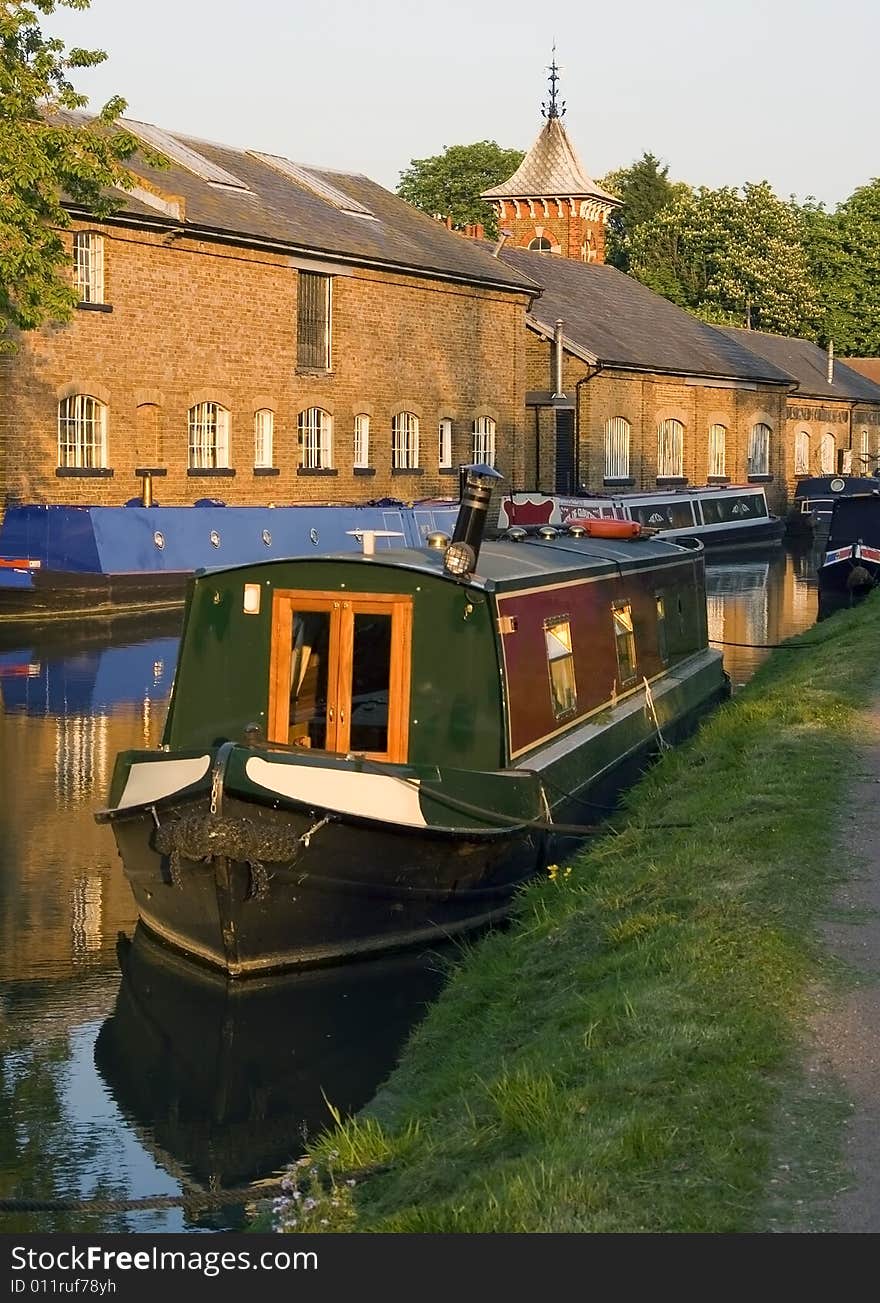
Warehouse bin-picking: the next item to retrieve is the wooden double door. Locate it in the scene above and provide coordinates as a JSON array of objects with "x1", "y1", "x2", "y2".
[{"x1": 268, "y1": 590, "x2": 412, "y2": 763}]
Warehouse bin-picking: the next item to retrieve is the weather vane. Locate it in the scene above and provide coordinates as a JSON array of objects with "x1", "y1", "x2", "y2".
[{"x1": 542, "y1": 43, "x2": 566, "y2": 120}]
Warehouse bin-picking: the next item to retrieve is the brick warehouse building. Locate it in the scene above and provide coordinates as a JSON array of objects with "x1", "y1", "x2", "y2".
[
  {"x1": 479, "y1": 70, "x2": 880, "y2": 510},
  {"x1": 0, "y1": 115, "x2": 536, "y2": 513}
]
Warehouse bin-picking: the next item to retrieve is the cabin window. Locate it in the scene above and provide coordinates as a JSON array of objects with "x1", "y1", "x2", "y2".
[
  {"x1": 188, "y1": 402, "x2": 229, "y2": 469},
  {"x1": 657, "y1": 419, "x2": 684, "y2": 477},
  {"x1": 748, "y1": 423, "x2": 771, "y2": 475},
  {"x1": 472, "y1": 416, "x2": 496, "y2": 466},
  {"x1": 57, "y1": 394, "x2": 107, "y2": 468},
  {"x1": 73, "y1": 232, "x2": 105, "y2": 304},
  {"x1": 298, "y1": 407, "x2": 333, "y2": 469},
  {"x1": 392, "y1": 412, "x2": 420, "y2": 469},
  {"x1": 630, "y1": 500, "x2": 696, "y2": 530},
  {"x1": 288, "y1": 611, "x2": 332, "y2": 749},
  {"x1": 699, "y1": 492, "x2": 767, "y2": 525},
  {"x1": 708, "y1": 424, "x2": 726, "y2": 477},
  {"x1": 354, "y1": 413, "x2": 370, "y2": 468},
  {"x1": 544, "y1": 617, "x2": 577, "y2": 719},
  {"x1": 297, "y1": 272, "x2": 331, "y2": 370},
  {"x1": 254, "y1": 409, "x2": 274, "y2": 468},
  {"x1": 604, "y1": 417, "x2": 631, "y2": 479},
  {"x1": 795, "y1": 430, "x2": 810, "y2": 475},
  {"x1": 438, "y1": 417, "x2": 453, "y2": 469},
  {"x1": 819, "y1": 431, "x2": 836, "y2": 475},
  {"x1": 270, "y1": 591, "x2": 412, "y2": 762},
  {"x1": 656, "y1": 594, "x2": 668, "y2": 664},
  {"x1": 612, "y1": 602, "x2": 638, "y2": 687}
]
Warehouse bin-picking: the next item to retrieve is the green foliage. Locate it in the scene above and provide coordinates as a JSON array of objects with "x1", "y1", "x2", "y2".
[
  {"x1": 396, "y1": 140, "x2": 524, "y2": 239},
  {"x1": 804, "y1": 181, "x2": 880, "y2": 354},
  {"x1": 270, "y1": 593, "x2": 880, "y2": 1232},
  {"x1": 0, "y1": 0, "x2": 145, "y2": 348},
  {"x1": 628, "y1": 181, "x2": 820, "y2": 337},
  {"x1": 600, "y1": 152, "x2": 684, "y2": 271}
]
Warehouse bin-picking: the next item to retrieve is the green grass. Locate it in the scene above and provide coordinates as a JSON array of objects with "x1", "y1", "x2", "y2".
[{"x1": 274, "y1": 592, "x2": 880, "y2": 1233}]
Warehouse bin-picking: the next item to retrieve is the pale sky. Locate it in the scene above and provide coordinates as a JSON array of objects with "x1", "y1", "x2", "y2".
[{"x1": 47, "y1": 0, "x2": 877, "y2": 209}]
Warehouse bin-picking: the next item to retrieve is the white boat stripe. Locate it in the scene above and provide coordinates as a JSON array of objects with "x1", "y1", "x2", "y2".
[
  {"x1": 245, "y1": 757, "x2": 428, "y2": 828},
  {"x1": 117, "y1": 755, "x2": 211, "y2": 809}
]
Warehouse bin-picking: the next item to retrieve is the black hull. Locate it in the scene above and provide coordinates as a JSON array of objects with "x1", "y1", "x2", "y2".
[
  {"x1": 110, "y1": 794, "x2": 545, "y2": 976},
  {"x1": 817, "y1": 557, "x2": 880, "y2": 618},
  {"x1": 0, "y1": 570, "x2": 187, "y2": 632},
  {"x1": 682, "y1": 518, "x2": 786, "y2": 552}
]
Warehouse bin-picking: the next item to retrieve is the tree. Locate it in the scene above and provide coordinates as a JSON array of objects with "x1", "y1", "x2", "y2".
[
  {"x1": 600, "y1": 152, "x2": 683, "y2": 271},
  {"x1": 627, "y1": 181, "x2": 820, "y2": 337},
  {"x1": 0, "y1": 0, "x2": 147, "y2": 349},
  {"x1": 803, "y1": 181, "x2": 880, "y2": 355},
  {"x1": 396, "y1": 141, "x2": 525, "y2": 239}
]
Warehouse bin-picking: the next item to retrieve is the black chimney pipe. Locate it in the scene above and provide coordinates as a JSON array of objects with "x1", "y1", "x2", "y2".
[{"x1": 444, "y1": 463, "x2": 503, "y2": 578}]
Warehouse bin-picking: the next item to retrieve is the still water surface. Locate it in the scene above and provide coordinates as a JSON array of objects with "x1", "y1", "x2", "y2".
[{"x1": 0, "y1": 542, "x2": 823, "y2": 1231}]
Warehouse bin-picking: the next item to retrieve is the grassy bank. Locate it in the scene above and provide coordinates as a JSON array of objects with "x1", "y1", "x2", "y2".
[{"x1": 273, "y1": 593, "x2": 880, "y2": 1233}]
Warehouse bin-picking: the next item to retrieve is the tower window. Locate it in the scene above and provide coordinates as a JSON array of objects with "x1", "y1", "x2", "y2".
[{"x1": 528, "y1": 237, "x2": 552, "y2": 252}]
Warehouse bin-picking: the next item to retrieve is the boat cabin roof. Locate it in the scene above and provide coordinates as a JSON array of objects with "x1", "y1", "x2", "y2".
[
  {"x1": 196, "y1": 533, "x2": 699, "y2": 596},
  {"x1": 828, "y1": 495, "x2": 880, "y2": 547},
  {"x1": 794, "y1": 475, "x2": 880, "y2": 499}
]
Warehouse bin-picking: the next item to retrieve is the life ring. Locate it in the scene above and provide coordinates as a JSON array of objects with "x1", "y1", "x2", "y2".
[{"x1": 568, "y1": 518, "x2": 643, "y2": 539}]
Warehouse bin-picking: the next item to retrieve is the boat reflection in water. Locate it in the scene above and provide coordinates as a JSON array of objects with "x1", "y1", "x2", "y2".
[{"x1": 94, "y1": 926, "x2": 448, "y2": 1196}]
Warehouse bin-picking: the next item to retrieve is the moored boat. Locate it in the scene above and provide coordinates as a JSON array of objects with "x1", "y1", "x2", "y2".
[
  {"x1": 498, "y1": 484, "x2": 785, "y2": 551},
  {"x1": 96, "y1": 467, "x2": 729, "y2": 977},
  {"x1": 787, "y1": 475, "x2": 880, "y2": 538},
  {"x1": 0, "y1": 495, "x2": 459, "y2": 630},
  {"x1": 817, "y1": 495, "x2": 880, "y2": 618}
]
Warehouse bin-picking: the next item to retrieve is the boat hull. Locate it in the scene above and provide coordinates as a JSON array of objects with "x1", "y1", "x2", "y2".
[{"x1": 99, "y1": 649, "x2": 728, "y2": 977}]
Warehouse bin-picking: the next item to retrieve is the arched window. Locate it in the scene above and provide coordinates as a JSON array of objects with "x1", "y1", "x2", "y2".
[
  {"x1": 604, "y1": 417, "x2": 631, "y2": 479},
  {"x1": 708, "y1": 424, "x2": 726, "y2": 478},
  {"x1": 438, "y1": 417, "x2": 453, "y2": 469},
  {"x1": 297, "y1": 408, "x2": 332, "y2": 469},
  {"x1": 472, "y1": 416, "x2": 496, "y2": 466},
  {"x1": 354, "y1": 413, "x2": 370, "y2": 469},
  {"x1": 188, "y1": 402, "x2": 229, "y2": 469},
  {"x1": 860, "y1": 428, "x2": 871, "y2": 469},
  {"x1": 58, "y1": 394, "x2": 107, "y2": 468},
  {"x1": 795, "y1": 430, "x2": 810, "y2": 475},
  {"x1": 254, "y1": 409, "x2": 274, "y2": 468},
  {"x1": 819, "y1": 432, "x2": 836, "y2": 475},
  {"x1": 528, "y1": 237, "x2": 552, "y2": 252},
  {"x1": 748, "y1": 423, "x2": 771, "y2": 476},
  {"x1": 392, "y1": 412, "x2": 419, "y2": 469},
  {"x1": 657, "y1": 419, "x2": 684, "y2": 478}
]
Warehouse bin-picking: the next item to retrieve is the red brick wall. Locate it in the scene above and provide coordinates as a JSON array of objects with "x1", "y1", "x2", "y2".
[
  {"x1": 1, "y1": 220, "x2": 530, "y2": 512},
  {"x1": 494, "y1": 200, "x2": 609, "y2": 264}
]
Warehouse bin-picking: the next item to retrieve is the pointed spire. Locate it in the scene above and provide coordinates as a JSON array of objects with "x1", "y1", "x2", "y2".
[{"x1": 542, "y1": 44, "x2": 565, "y2": 120}]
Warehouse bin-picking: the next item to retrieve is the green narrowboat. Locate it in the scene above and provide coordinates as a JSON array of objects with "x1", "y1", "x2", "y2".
[{"x1": 96, "y1": 469, "x2": 728, "y2": 976}]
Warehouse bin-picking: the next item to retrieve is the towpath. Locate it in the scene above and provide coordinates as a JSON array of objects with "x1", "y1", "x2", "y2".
[{"x1": 796, "y1": 695, "x2": 880, "y2": 1231}]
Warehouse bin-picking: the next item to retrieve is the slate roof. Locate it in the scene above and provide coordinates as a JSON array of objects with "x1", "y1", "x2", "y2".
[
  {"x1": 825, "y1": 357, "x2": 880, "y2": 388},
  {"x1": 59, "y1": 113, "x2": 537, "y2": 295},
  {"x1": 481, "y1": 118, "x2": 619, "y2": 206},
  {"x1": 719, "y1": 330, "x2": 880, "y2": 403},
  {"x1": 496, "y1": 247, "x2": 794, "y2": 385}
]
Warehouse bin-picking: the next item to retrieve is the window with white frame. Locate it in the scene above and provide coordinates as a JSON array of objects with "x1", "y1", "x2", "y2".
[
  {"x1": 795, "y1": 430, "x2": 810, "y2": 475},
  {"x1": 657, "y1": 419, "x2": 684, "y2": 478},
  {"x1": 57, "y1": 395, "x2": 107, "y2": 468},
  {"x1": 748, "y1": 423, "x2": 771, "y2": 476},
  {"x1": 860, "y1": 428, "x2": 871, "y2": 469},
  {"x1": 254, "y1": 409, "x2": 274, "y2": 468},
  {"x1": 528, "y1": 237, "x2": 552, "y2": 252},
  {"x1": 392, "y1": 412, "x2": 419, "y2": 469},
  {"x1": 604, "y1": 417, "x2": 631, "y2": 479},
  {"x1": 472, "y1": 416, "x2": 496, "y2": 466},
  {"x1": 296, "y1": 272, "x2": 331, "y2": 370},
  {"x1": 72, "y1": 232, "x2": 104, "y2": 304},
  {"x1": 354, "y1": 413, "x2": 370, "y2": 468},
  {"x1": 188, "y1": 402, "x2": 230, "y2": 469},
  {"x1": 819, "y1": 431, "x2": 836, "y2": 475},
  {"x1": 297, "y1": 407, "x2": 333, "y2": 469},
  {"x1": 438, "y1": 418, "x2": 453, "y2": 469},
  {"x1": 708, "y1": 424, "x2": 726, "y2": 478}
]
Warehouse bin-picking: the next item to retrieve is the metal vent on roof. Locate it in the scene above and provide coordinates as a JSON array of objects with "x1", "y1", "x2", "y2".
[
  {"x1": 121, "y1": 120, "x2": 253, "y2": 192},
  {"x1": 248, "y1": 151, "x2": 374, "y2": 218}
]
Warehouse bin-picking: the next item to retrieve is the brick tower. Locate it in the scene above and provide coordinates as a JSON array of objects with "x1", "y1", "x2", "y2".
[{"x1": 481, "y1": 58, "x2": 620, "y2": 263}]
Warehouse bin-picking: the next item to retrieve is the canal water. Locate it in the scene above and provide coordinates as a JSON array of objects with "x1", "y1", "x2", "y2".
[{"x1": 0, "y1": 542, "x2": 823, "y2": 1232}]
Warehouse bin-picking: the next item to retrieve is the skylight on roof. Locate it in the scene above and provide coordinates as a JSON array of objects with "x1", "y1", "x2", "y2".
[
  {"x1": 248, "y1": 152, "x2": 374, "y2": 218},
  {"x1": 121, "y1": 120, "x2": 253, "y2": 192}
]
